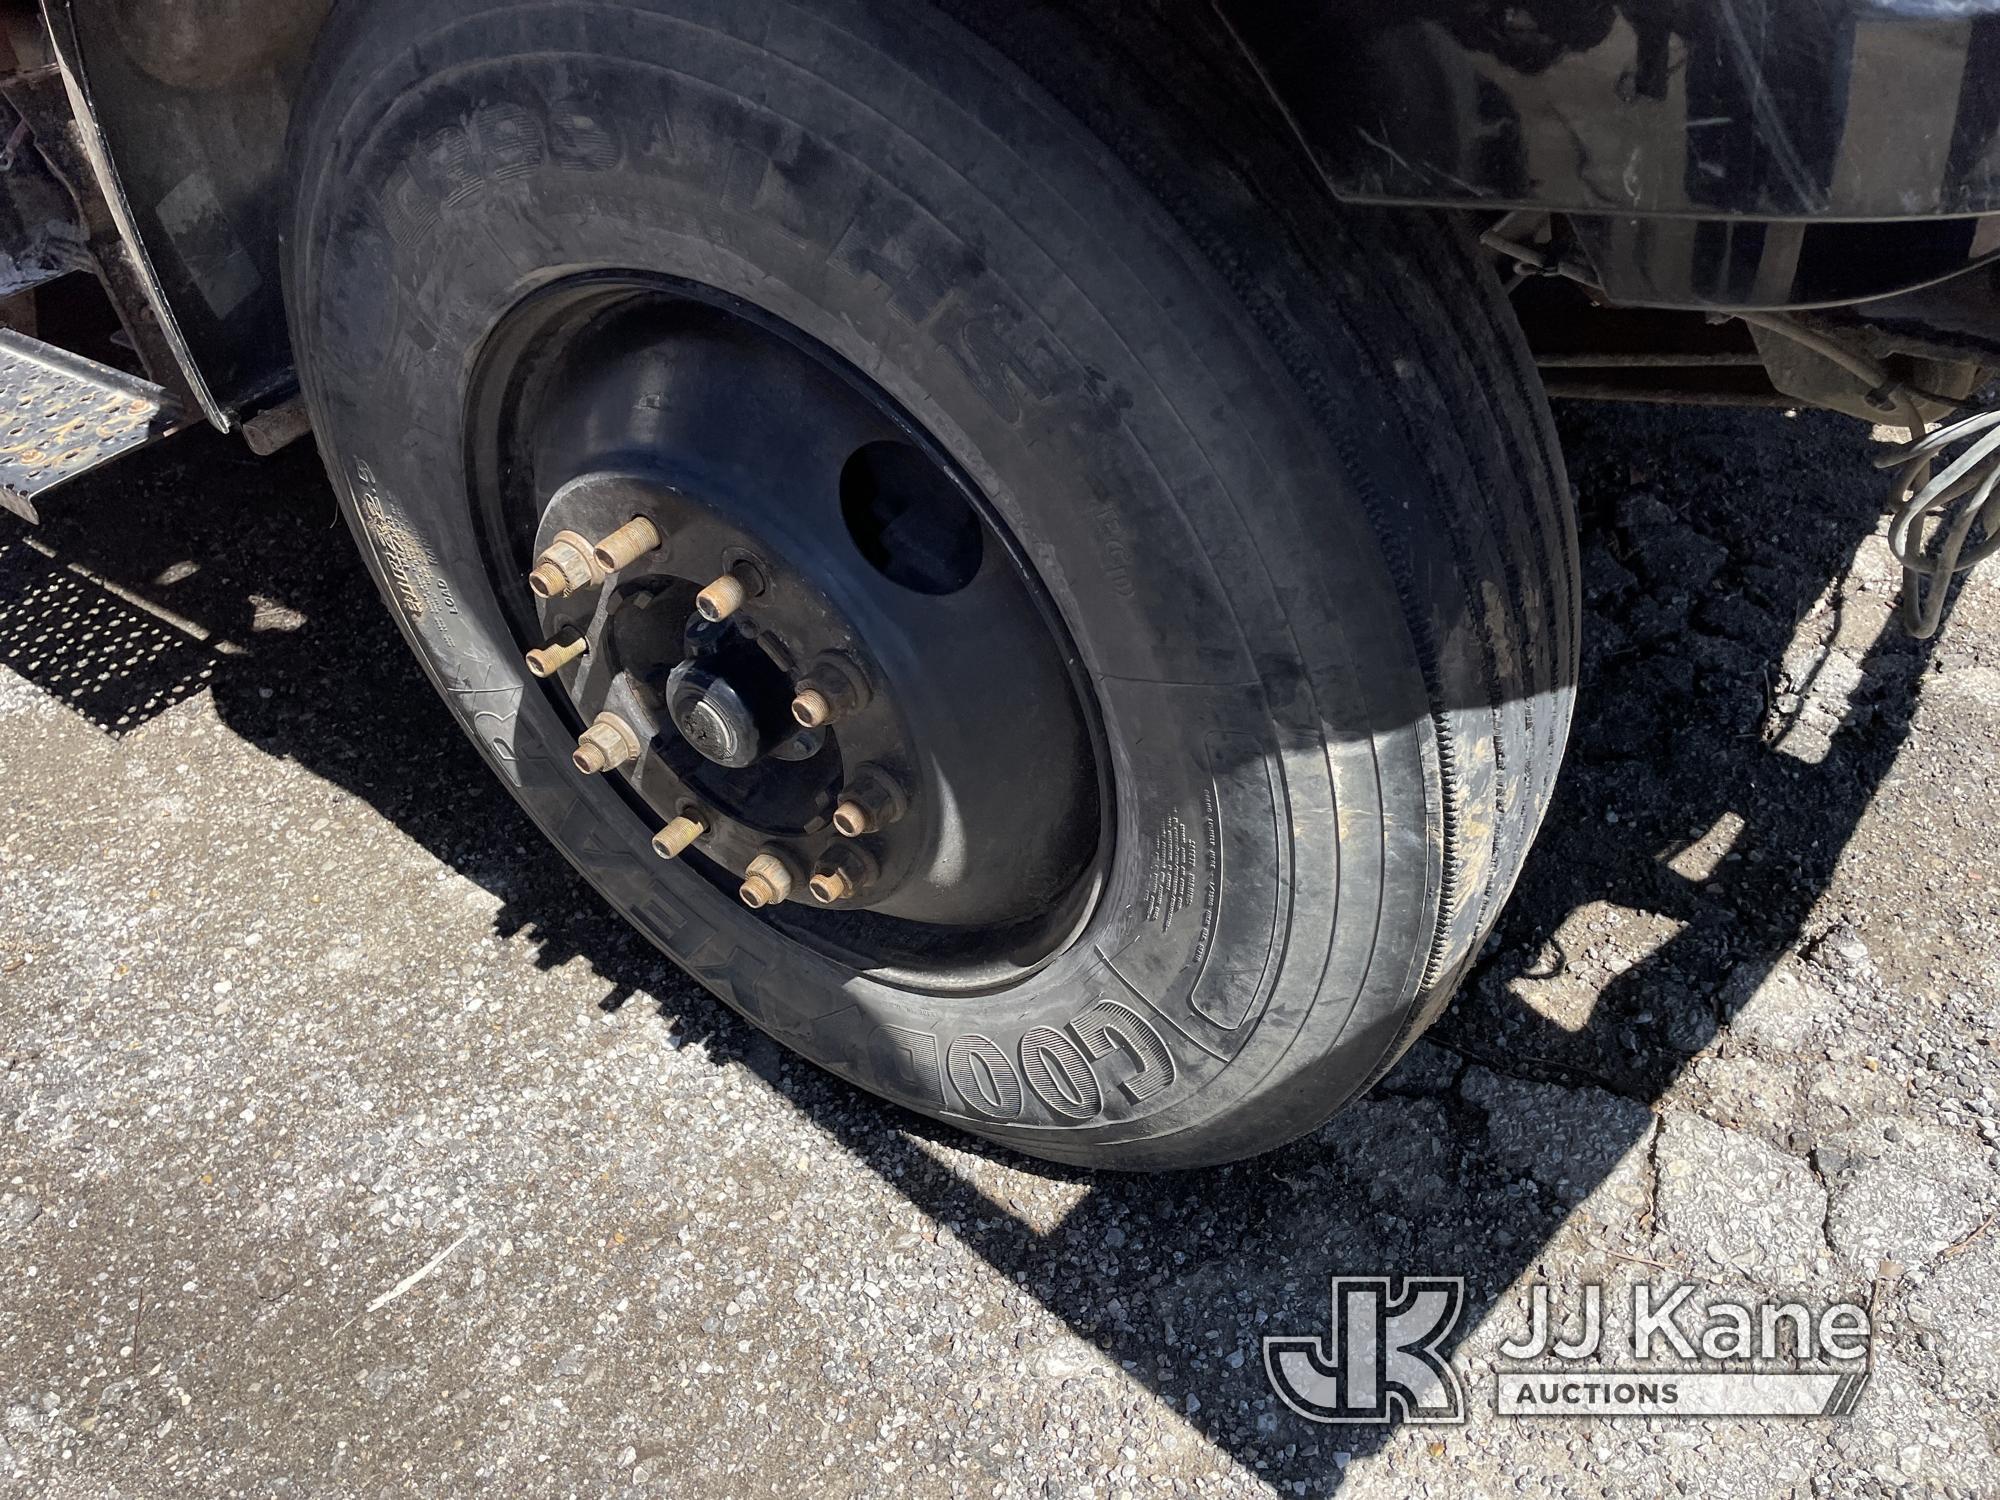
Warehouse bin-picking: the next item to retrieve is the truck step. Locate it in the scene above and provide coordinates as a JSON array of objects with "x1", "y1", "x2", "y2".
[{"x1": 0, "y1": 328, "x2": 182, "y2": 524}]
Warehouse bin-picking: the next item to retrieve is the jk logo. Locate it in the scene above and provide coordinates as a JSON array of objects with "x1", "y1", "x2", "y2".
[{"x1": 1263, "y1": 1276, "x2": 1466, "y2": 1424}]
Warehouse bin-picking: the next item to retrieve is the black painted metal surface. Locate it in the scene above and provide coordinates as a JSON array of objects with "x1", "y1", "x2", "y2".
[
  {"x1": 45, "y1": 0, "x2": 2000, "y2": 371},
  {"x1": 470, "y1": 276, "x2": 1105, "y2": 962},
  {"x1": 1222, "y1": 0, "x2": 2000, "y2": 221}
]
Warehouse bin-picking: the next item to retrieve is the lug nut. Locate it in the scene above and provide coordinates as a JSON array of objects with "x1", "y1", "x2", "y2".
[
  {"x1": 788, "y1": 656, "x2": 868, "y2": 732},
  {"x1": 523, "y1": 631, "x2": 587, "y2": 678},
  {"x1": 809, "y1": 845, "x2": 876, "y2": 905},
  {"x1": 695, "y1": 573, "x2": 747, "y2": 623},
  {"x1": 808, "y1": 867, "x2": 854, "y2": 904},
  {"x1": 528, "y1": 531, "x2": 602, "y2": 599},
  {"x1": 652, "y1": 814, "x2": 706, "y2": 859},
  {"x1": 571, "y1": 712, "x2": 642, "y2": 774},
  {"x1": 791, "y1": 652, "x2": 870, "y2": 729},
  {"x1": 739, "y1": 850, "x2": 794, "y2": 908},
  {"x1": 832, "y1": 765, "x2": 908, "y2": 837},
  {"x1": 591, "y1": 516, "x2": 664, "y2": 574}
]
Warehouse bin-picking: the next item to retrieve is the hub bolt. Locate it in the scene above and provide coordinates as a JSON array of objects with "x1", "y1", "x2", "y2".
[
  {"x1": 571, "y1": 712, "x2": 643, "y2": 775},
  {"x1": 831, "y1": 765, "x2": 908, "y2": 837},
  {"x1": 591, "y1": 516, "x2": 664, "y2": 574},
  {"x1": 652, "y1": 813, "x2": 706, "y2": 859},
  {"x1": 529, "y1": 530, "x2": 603, "y2": 599},
  {"x1": 809, "y1": 845, "x2": 876, "y2": 905},
  {"x1": 695, "y1": 572, "x2": 748, "y2": 623},
  {"x1": 790, "y1": 652, "x2": 871, "y2": 729},
  {"x1": 739, "y1": 850, "x2": 796, "y2": 908},
  {"x1": 523, "y1": 631, "x2": 587, "y2": 678}
]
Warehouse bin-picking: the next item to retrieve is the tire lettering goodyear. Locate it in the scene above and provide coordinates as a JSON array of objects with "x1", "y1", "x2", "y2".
[{"x1": 946, "y1": 999, "x2": 1174, "y2": 1125}]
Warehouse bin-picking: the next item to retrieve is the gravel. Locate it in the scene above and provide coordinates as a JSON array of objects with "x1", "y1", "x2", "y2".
[
  {"x1": 1722, "y1": 961, "x2": 1838, "y2": 1053},
  {"x1": 1653, "y1": 1112, "x2": 1827, "y2": 1281},
  {"x1": 1, "y1": 400, "x2": 1997, "y2": 1496},
  {"x1": 1825, "y1": 1124, "x2": 1992, "y2": 1267}
]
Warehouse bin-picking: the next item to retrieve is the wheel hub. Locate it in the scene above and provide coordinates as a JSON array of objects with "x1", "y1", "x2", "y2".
[{"x1": 470, "y1": 278, "x2": 1104, "y2": 970}]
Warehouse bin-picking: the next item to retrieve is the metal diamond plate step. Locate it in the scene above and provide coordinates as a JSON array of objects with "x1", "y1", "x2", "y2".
[{"x1": 0, "y1": 327, "x2": 182, "y2": 524}]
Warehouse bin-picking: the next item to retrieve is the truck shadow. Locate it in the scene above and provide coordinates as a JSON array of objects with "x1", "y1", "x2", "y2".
[{"x1": 0, "y1": 400, "x2": 1942, "y2": 1489}]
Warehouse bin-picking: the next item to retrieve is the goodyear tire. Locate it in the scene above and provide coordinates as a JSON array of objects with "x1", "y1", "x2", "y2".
[{"x1": 284, "y1": 0, "x2": 1578, "y2": 1168}]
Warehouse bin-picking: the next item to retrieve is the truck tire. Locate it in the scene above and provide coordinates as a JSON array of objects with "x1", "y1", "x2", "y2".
[{"x1": 283, "y1": 0, "x2": 1577, "y2": 1168}]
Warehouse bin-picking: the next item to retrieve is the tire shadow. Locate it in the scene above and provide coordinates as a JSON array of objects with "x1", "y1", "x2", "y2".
[{"x1": 0, "y1": 399, "x2": 1942, "y2": 1490}]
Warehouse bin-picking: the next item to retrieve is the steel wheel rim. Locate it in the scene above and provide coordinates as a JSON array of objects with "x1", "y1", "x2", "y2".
[{"x1": 463, "y1": 273, "x2": 1111, "y2": 991}]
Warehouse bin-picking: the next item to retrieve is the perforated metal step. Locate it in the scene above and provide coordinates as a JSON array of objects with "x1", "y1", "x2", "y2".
[{"x1": 0, "y1": 327, "x2": 182, "y2": 524}]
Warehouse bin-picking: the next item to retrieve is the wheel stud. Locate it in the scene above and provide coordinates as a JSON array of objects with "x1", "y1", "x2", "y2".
[
  {"x1": 529, "y1": 530, "x2": 602, "y2": 599},
  {"x1": 791, "y1": 652, "x2": 870, "y2": 729},
  {"x1": 831, "y1": 765, "x2": 907, "y2": 837},
  {"x1": 695, "y1": 573, "x2": 747, "y2": 622},
  {"x1": 652, "y1": 813, "x2": 706, "y2": 859},
  {"x1": 571, "y1": 712, "x2": 642, "y2": 774},
  {"x1": 739, "y1": 850, "x2": 795, "y2": 908},
  {"x1": 591, "y1": 516, "x2": 664, "y2": 574},
  {"x1": 808, "y1": 868, "x2": 854, "y2": 904},
  {"x1": 809, "y1": 845, "x2": 875, "y2": 905},
  {"x1": 790, "y1": 685, "x2": 834, "y2": 729},
  {"x1": 523, "y1": 631, "x2": 587, "y2": 678}
]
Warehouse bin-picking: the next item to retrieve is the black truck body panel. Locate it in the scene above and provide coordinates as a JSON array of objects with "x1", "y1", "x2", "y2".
[
  {"x1": 37, "y1": 0, "x2": 2000, "y2": 416},
  {"x1": 1217, "y1": 0, "x2": 2000, "y2": 222}
]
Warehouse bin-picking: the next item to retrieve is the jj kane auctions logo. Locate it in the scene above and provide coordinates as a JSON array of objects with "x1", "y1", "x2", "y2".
[{"x1": 1265, "y1": 1277, "x2": 1872, "y2": 1422}]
